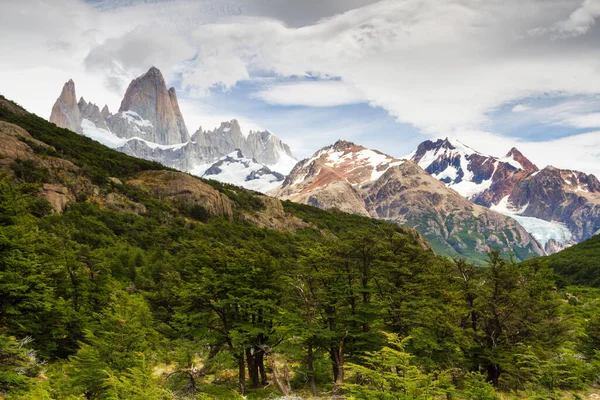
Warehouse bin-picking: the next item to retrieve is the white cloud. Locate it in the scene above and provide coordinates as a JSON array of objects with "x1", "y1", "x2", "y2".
[
  {"x1": 179, "y1": 0, "x2": 600, "y2": 134},
  {"x1": 532, "y1": 0, "x2": 600, "y2": 38},
  {"x1": 84, "y1": 23, "x2": 196, "y2": 91},
  {"x1": 512, "y1": 104, "x2": 529, "y2": 113},
  {"x1": 564, "y1": 113, "x2": 600, "y2": 128},
  {"x1": 252, "y1": 80, "x2": 366, "y2": 107}
]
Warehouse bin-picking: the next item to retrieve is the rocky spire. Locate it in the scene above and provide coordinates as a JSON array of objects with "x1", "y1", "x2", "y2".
[
  {"x1": 168, "y1": 87, "x2": 189, "y2": 143},
  {"x1": 101, "y1": 105, "x2": 110, "y2": 119},
  {"x1": 505, "y1": 147, "x2": 538, "y2": 172},
  {"x1": 49, "y1": 79, "x2": 82, "y2": 133},
  {"x1": 118, "y1": 66, "x2": 190, "y2": 145}
]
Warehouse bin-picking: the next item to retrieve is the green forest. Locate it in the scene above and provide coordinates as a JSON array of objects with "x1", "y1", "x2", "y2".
[{"x1": 2, "y1": 96, "x2": 600, "y2": 399}]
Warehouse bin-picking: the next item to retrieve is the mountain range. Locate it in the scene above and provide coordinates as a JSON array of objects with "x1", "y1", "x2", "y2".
[
  {"x1": 49, "y1": 67, "x2": 296, "y2": 193},
  {"x1": 409, "y1": 138, "x2": 600, "y2": 253},
  {"x1": 47, "y1": 67, "x2": 600, "y2": 262},
  {"x1": 270, "y1": 140, "x2": 544, "y2": 261}
]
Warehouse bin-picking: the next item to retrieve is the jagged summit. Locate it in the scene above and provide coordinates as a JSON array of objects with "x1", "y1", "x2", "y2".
[
  {"x1": 117, "y1": 66, "x2": 190, "y2": 145},
  {"x1": 503, "y1": 147, "x2": 538, "y2": 171},
  {"x1": 50, "y1": 79, "x2": 81, "y2": 133},
  {"x1": 48, "y1": 67, "x2": 296, "y2": 177}
]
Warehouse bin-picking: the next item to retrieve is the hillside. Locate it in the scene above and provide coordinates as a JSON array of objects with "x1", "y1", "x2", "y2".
[
  {"x1": 1, "y1": 95, "x2": 599, "y2": 399},
  {"x1": 533, "y1": 234, "x2": 600, "y2": 287}
]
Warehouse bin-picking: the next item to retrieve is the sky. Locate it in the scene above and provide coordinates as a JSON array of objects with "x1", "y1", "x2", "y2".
[{"x1": 1, "y1": 0, "x2": 600, "y2": 176}]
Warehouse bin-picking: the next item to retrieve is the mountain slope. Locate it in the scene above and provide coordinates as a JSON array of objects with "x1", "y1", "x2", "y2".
[
  {"x1": 527, "y1": 234, "x2": 600, "y2": 287},
  {"x1": 272, "y1": 140, "x2": 544, "y2": 262},
  {"x1": 411, "y1": 138, "x2": 600, "y2": 252}
]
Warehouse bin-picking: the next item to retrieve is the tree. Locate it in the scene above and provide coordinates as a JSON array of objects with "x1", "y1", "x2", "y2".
[{"x1": 461, "y1": 250, "x2": 565, "y2": 388}]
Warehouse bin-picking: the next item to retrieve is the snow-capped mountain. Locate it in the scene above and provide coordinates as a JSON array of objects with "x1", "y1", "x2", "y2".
[
  {"x1": 409, "y1": 138, "x2": 538, "y2": 205},
  {"x1": 410, "y1": 138, "x2": 600, "y2": 252},
  {"x1": 49, "y1": 67, "x2": 296, "y2": 178},
  {"x1": 200, "y1": 150, "x2": 285, "y2": 193},
  {"x1": 271, "y1": 140, "x2": 544, "y2": 261}
]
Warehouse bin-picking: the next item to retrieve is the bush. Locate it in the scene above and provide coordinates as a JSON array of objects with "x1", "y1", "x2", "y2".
[{"x1": 464, "y1": 372, "x2": 496, "y2": 400}]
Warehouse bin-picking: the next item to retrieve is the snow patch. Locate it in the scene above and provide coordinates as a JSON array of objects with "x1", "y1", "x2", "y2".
[
  {"x1": 450, "y1": 178, "x2": 493, "y2": 199},
  {"x1": 499, "y1": 155, "x2": 523, "y2": 170},
  {"x1": 121, "y1": 110, "x2": 153, "y2": 128},
  {"x1": 81, "y1": 119, "x2": 127, "y2": 148},
  {"x1": 268, "y1": 153, "x2": 298, "y2": 175},
  {"x1": 200, "y1": 153, "x2": 284, "y2": 193}
]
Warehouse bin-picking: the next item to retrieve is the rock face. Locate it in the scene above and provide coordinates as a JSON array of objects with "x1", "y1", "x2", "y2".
[
  {"x1": 271, "y1": 140, "x2": 544, "y2": 261},
  {"x1": 128, "y1": 170, "x2": 233, "y2": 219},
  {"x1": 507, "y1": 166, "x2": 600, "y2": 243},
  {"x1": 411, "y1": 138, "x2": 600, "y2": 252},
  {"x1": 192, "y1": 121, "x2": 295, "y2": 169},
  {"x1": 48, "y1": 67, "x2": 296, "y2": 180},
  {"x1": 117, "y1": 67, "x2": 189, "y2": 144},
  {"x1": 50, "y1": 80, "x2": 82, "y2": 133}
]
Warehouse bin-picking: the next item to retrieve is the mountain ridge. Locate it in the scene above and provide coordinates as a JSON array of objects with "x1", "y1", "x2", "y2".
[{"x1": 271, "y1": 139, "x2": 544, "y2": 262}]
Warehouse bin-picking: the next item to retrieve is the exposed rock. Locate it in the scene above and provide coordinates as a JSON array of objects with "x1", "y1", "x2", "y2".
[
  {"x1": 241, "y1": 196, "x2": 310, "y2": 232},
  {"x1": 508, "y1": 166, "x2": 600, "y2": 242},
  {"x1": 411, "y1": 138, "x2": 600, "y2": 248},
  {"x1": 103, "y1": 192, "x2": 147, "y2": 214},
  {"x1": 41, "y1": 184, "x2": 74, "y2": 213},
  {"x1": 48, "y1": 71, "x2": 296, "y2": 176},
  {"x1": 50, "y1": 79, "x2": 82, "y2": 133},
  {"x1": 101, "y1": 105, "x2": 111, "y2": 119},
  {"x1": 0, "y1": 121, "x2": 45, "y2": 164},
  {"x1": 117, "y1": 67, "x2": 190, "y2": 145},
  {"x1": 79, "y1": 98, "x2": 110, "y2": 130},
  {"x1": 128, "y1": 170, "x2": 233, "y2": 219},
  {"x1": 193, "y1": 120, "x2": 295, "y2": 167}
]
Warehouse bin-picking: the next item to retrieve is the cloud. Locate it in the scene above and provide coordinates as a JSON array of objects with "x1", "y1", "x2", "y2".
[
  {"x1": 531, "y1": 0, "x2": 600, "y2": 38},
  {"x1": 84, "y1": 23, "x2": 196, "y2": 91},
  {"x1": 252, "y1": 80, "x2": 366, "y2": 107},
  {"x1": 180, "y1": 0, "x2": 600, "y2": 134},
  {"x1": 512, "y1": 104, "x2": 529, "y2": 113}
]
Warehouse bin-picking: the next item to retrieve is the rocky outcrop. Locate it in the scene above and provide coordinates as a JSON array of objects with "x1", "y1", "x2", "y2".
[
  {"x1": 272, "y1": 140, "x2": 544, "y2": 261},
  {"x1": 79, "y1": 98, "x2": 110, "y2": 130},
  {"x1": 192, "y1": 121, "x2": 294, "y2": 168},
  {"x1": 41, "y1": 184, "x2": 75, "y2": 213},
  {"x1": 245, "y1": 130, "x2": 293, "y2": 165},
  {"x1": 50, "y1": 80, "x2": 82, "y2": 133},
  {"x1": 241, "y1": 196, "x2": 310, "y2": 232},
  {"x1": 117, "y1": 67, "x2": 190, "y2": 145},
  {"x1": 128, "y1": 170, "x2": 233, "y2": 219},
  {"x1": 363, "y1": 162, "x2": 543, "y2": 258}
]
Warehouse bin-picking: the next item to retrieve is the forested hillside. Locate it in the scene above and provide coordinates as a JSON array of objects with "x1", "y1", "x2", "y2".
[
  {"x1": 1, "y1": 96, "x2": 600, "y2": 399},
  {"x1": 531, "y1": 234, "x2": 600, "y2": 287}
]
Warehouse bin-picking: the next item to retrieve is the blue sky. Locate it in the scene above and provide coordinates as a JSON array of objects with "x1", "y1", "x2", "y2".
[{"x1": 1, "y1": 0, "x2": 600, "y2": 174}]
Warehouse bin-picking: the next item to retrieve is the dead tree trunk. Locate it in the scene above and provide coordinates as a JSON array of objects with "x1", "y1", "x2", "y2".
[{"x1": 269, "y1": 356, "x2": 292, "y2": 397}]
